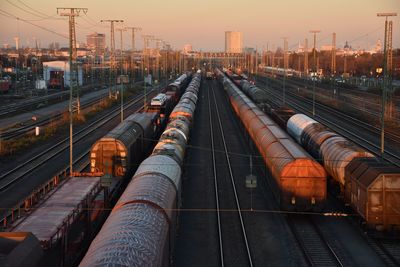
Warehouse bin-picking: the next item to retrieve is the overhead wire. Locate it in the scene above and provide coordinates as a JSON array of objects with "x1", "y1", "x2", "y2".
[
  {"x1": 5, "y1": 0, "x2": 63, "y2": 21},
  {"x1": 0, "y1": 8, "x2": 68, "y2": 39},
  {"x1": 17, "y1": 0, "x2": 58, "y2": 19}
]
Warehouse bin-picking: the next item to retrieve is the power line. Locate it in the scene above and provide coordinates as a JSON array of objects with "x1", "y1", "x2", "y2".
[
  {"x1": 0, "y1": 9, "x2": 68, "y2": 39},
  {"x1": 349, "y1": 25, "x2": 384, "y2": 43},
  {"x1": 5, "y1": 0, "x2": 62, "y2": 21},
  {"x1": 17, "y1": 0, "x2": 58, "y2": 19}
]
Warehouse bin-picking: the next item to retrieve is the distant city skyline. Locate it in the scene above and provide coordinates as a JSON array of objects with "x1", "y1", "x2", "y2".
[{"x1": 0, "y1": 0, "x2": 399, "y2": 51}]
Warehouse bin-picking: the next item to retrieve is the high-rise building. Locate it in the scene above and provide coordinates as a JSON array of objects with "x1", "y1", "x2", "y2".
[
  {"x1": 86, "y1": 33, "x2": 106, "y2": 54},
  {"x1": 225, "y1": 31, "x2": 243, "y2": 53},
  {"x1": 183, "y1": 44, "x2": 192, "y2": 54},
  {"x1": 48, "y1": 42, "x2": 60, "y2": 50}
]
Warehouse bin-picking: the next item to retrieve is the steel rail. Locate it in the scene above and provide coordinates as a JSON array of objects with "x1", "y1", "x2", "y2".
[
  {"x1": 207, "y1": 85, "x2": 224, "y2": 267},
  {"x1": 211, "y1": 82, "x2": 254, "y2": 267},
  {"x1": 0, "y1": 89, "x2": 156, "y2": 191}
]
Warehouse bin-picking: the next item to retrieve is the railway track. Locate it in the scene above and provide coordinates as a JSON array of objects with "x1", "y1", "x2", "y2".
[
  {"x1": 287, "y1": 215, "x2": 346, "y2": 267},
  {"x1": 0, "y1": 91, "x2": 69, "y2": 117},
  {"x1": 264, "y1": 75, "x2": 400, "y2": 121},
  {"x1": 359, "y1": 235, "x2": 400, "y2": 267},
  {"x1": 0, "y1": 88, "x2": 157, "y2": 192},
  {"x1": 259, "y1": 76, "x2": 400, "y2": 143},
  {"x1": 208, "y1": 82, "x2": 253, "y2": 267},
  {"x1": 0, "y1": 82, "x2": 111, "y2": 118},
  {"x1": 256, "y1": 78, "x2": 400, "y2": 167},
  {"x1": 256, "y1": 77, "x2": 400, "y2": 265},
  {"x1": 1, "y1": 91, "x2": 109, "y2": 140}
]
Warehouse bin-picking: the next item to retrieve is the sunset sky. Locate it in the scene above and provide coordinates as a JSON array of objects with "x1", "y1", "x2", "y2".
[{"x1": 0, "y1": 0, "x2": 399, "y2": 51}]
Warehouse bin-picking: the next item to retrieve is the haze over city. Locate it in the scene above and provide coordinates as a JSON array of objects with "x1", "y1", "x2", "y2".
[{"x1": 0, "y1": 0, "x2": 399, "y2": 50}]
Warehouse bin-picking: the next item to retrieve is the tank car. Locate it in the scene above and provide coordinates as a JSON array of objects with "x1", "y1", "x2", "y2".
[
  {"x1": 165, "y1": 73, "x2": 192, "y2": 97},
  {"x1": 239, "y1": 79, "x2": 269, "y2": 104},
  {"x1": 319, "y1": 136, "x2": 374, "y2": 187},
  {"x1": 169, "y1": 73, "x2": 202, "y2": 121},
  {"x1": 285, "y1": 114, "x2": 317, "y2": 143},
  {"x1": 286, "y1": 113, "x2": 400, "y2": 230},
  {"x1": 286, "y1": 114, "x2": 374, "y2": 188},
  {"x1": 300, "y1": 123, "x2": 338, "y2": 160}
]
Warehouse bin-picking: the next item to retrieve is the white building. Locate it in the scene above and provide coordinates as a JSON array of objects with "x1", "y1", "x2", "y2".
[
  {"x1": 225, "y1": 31, "x2": 243, "y2": 53},
  {"x1": 43, "y1": 61, "x2": 83, "y2": 88}
]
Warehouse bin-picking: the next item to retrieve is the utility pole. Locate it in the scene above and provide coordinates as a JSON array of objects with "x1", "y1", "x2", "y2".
[
  {"x1": 309, "y1": 30, "x2": 320, "y2": 117},
  {"x1": 387, "y1": 20, "x2": 393, "y2": 119},
  {"x1": 125, "y1": 27, "x2": 141, "y2": 87},
  {"x1": 142, "y1": 35, "x2": 154, "y2": 108},
  {"x1": 331, "y1": 32, "x2": 337, "y2": 99},
  {"x1": 304, "y1": 38, "x2": 308, "y2": 76},
  {"x1": 281, "y1": 37, "x2": 288, "y2": 105},
  {"x1": 57, "y1": 7, "x2": 88, "y2": 177},
  {"x1": 331, "y1": 32, "x2": 336, "y2": 75},
  {"x1": 101, "y1": 19, "x2": 124, "y2": 98},
  {"x1": 377, "y1": 12, "x2": 397, "y2": 157},
  {"x1": 116, "y1": 28, "x2": 126, "y2": 122},
  {"x1": 142, "y1": 34, "x2": 154, "y2": 76},
  {"x1": 155, "y1": 38, "x2": 163, "y2": 82}
]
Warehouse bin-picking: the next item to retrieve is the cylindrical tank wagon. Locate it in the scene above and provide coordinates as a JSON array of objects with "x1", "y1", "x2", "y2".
[{"x1": 286, "y1": 113, "x2": 400, "y2": 230}]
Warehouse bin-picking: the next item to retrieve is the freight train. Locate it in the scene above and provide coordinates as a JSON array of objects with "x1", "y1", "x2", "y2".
[
  {"x1": 79, "y1": 71, "x2": 202, "y2": 267},
  {"x1": 226, "y1": 69, "x2": 400, "y2": 230},
  {"x1": 263, "y1": 66, "x2": 302, "y2": 78},
  {"x1": 48, "y1": 70, "x2": 64, "y2": 89},
  {"x1": 216, "y1": 69, "x2": 327, "y2": 211},
  {"x1": 287, "y1": 114, "x2": 400, "y2": 230},
  {"x1": 90, "y1": 73, "x2": 192, "y2": 178},
  {"x1": 0, "y1": 79, "x2": 10, "y2": 93}
]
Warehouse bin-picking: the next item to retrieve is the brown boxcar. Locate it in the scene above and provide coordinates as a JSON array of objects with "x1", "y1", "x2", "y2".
[
  {"x1": 345, "y1": 158, "x2": 400, "y2": 230},
  {"x1": 269, "y1": 107, "x2": 296, "y2": 130}
]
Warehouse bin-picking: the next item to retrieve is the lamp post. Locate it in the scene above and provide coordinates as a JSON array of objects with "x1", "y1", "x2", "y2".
[
  {"x1": 310, "y1": 30, "x2": 320, "y2": 117},
  {"x1": 281, "y1": 37, "x2": 288, "y2": 106},
  {"x1": 377, "y1": 12, "x2": 397, "y2": 157},
  {"x1": 144, "y1": 67, "x2": 147, "y2": 108}
]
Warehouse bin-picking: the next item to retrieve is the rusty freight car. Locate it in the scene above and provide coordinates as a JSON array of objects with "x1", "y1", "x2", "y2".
[{"x1": 218, "y1": 69, "x2": 327, "y2": 211}]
